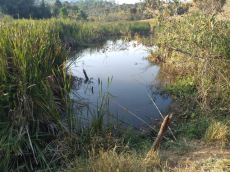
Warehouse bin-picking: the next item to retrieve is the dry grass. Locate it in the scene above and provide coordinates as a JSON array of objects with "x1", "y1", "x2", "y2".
[
  {"x1": 65, "y1": 148, "x2": 161, "y2": 172},
  {"x1": 64, "y1": 140, "x2": 230, "y2": 172},
  {"x1": 217, "y1": 0, "x2": 230, "y2": 20},
  {"x1": 204, "y1": 120, "x2": 230, "y2": 146}
]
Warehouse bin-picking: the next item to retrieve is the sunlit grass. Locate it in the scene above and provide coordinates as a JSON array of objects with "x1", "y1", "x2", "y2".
[
  {"x1": 0, "y1": 18, "x2": 151, "y2": 171},
  {"x1": 204, "y1": 120, "x2": 229, "y2": 146}
]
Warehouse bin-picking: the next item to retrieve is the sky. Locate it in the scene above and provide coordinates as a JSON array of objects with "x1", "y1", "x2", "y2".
[{"x1": 115, "y1": 0, "x2": 144, "y2": 4}]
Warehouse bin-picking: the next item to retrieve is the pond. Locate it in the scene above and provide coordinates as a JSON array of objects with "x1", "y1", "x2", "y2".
[{"x1": 69, "y1": 38, "x2": 172, "y2": 127}]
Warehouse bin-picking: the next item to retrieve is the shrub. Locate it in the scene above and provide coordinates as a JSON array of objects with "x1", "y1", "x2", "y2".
[{"x1": 204, "y1": 120, "x2": 229, "y2": 146}]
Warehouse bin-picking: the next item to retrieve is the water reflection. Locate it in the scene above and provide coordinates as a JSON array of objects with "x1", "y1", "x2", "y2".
[{"x1": 69, "y1": 39, "x2": 171, "y2": 126}]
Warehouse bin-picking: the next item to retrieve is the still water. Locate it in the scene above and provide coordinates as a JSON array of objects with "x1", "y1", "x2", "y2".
[{"x1": 69, "y1": 39, "x2": 171, "y2": 126}]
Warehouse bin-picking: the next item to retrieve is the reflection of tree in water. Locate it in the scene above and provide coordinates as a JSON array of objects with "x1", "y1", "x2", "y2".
[
  {"x1": 87, "y1": 38, "x2": 130, "y2": 54},
  {"x1": 72, "y1": 35, "x2": 157, "y2": 61},
  {"x1": 72, "y1": 37, "x2": 132, "y2": 61}
]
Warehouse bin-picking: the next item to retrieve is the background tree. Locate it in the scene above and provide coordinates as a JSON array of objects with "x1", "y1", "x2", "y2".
[
  {"x1": 52, "y1": 7, "x2": 60, "y2": 18},
  {"x1": 0, "y1": 0, "x2": 53, "y2": 19},
  {"x1": 54, "y1": 0, "x2": 62, "y2": 9},
  {"x1": 63, "y1": 1, "x2": 70, "y2": 9},
  {"x1": 3, "y1": 0, "x2": 36, "y2": 18},
  {"x1": 80, "y1": 10, "x2": 87, "y2": 20},
  {"x1": 37, "y1": 0, "x2": 51, "y2": 18},
  {"x1": 129, "y1": 7, "x2": 137, "y2": 14},
  {"x1": 195, "y1": 0, "x2": 226, "y2": 14},
  {"x1": 72, "y1": 5, "x2": 79, "y2": 12},
  {"x1": 60, "y1": 5, "x2": 68, "y2": 18}
]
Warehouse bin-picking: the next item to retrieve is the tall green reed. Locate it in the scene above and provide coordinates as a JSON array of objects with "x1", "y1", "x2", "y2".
[
  {"x1": 0, "y1": 18, "x2": 151, "y2": 171},
  {"x1": 0, "y1": 19, "x2": 71, "y2": 171}
]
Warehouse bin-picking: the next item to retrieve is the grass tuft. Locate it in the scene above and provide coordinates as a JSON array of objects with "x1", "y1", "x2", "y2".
[
  {"x1": 204, "y1": 120, "x2": 229, "y2": 146},
  {"x1": 65, "y1": 148, "x2": 161, "y2": 172}
]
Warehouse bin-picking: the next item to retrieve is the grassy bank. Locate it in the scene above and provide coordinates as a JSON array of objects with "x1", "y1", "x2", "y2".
[
  {"x1": 147, "y1": 12, "x2": 230, "y2": 142},
  {"x1": 2, "y1": 11, "x2": 230, "y2": 171},
  {"x1": 0, "y1": 18, "x2": 151, "y2": 171},
  {"x1": 63, "y1": 12, "x2": 230, "y2": 171}
]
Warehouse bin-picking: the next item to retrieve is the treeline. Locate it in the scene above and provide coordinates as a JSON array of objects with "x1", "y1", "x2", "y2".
[
  {"x1": 72, "y1": 0, "x2": 152, "y2": 21},
  {"x1": 0, "y1": 0, "x2": 195, "y2": 21},
  {"x1": 0, "y1": 0, "x2": 152, "y2": 21},
  {"x1": 0, "y1": 0, "x2": 87, "y2": 20},
  {"x1": 0, "y1": 0, "x2": 51, "y2": 19}
]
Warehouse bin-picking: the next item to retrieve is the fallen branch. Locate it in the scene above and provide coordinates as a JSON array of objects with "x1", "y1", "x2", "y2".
[
  {"x1": 169, "y1": 46, "x2": 229, "y2": 62},
  {"x1": 151, "y1": 113, "x2": 173, "y2": 152},
  {"x1": 110, "y1": 99, "x2": 166, "y2": 137},
  {"x1": 169, "y1": 46, "x2": 205, "y2": 61},
  {"x1": 148, "y1": 93, "x2": 176, "y2": 141}
]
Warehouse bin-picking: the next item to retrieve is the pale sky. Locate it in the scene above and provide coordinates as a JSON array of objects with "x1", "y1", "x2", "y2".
[{"x1": 116, "y1": 0, "x2": 144, "y2": 4}]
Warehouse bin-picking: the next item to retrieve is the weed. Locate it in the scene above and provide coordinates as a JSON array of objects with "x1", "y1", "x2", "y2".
[
  {"x1": 204, "y1": 120, "x2": 229, "y2": 146},
  {"x1": 0, "y1": 18, "x2": 151, "y2": 171}
]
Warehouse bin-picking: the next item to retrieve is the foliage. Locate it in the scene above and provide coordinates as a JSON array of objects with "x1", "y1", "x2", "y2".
[
  {"x1": 70, "y1": 0, "x2": 148, "y2": 21},
  {"x1": 54, "y1": 0, "x2": 62, "y2": 8},
  {"x1": 152, "y1": 4, "x2": 230, "y2": 143},
  {"x1": 195, "y1": 0, "x2": 227, "y2": 14},
  {"x1": 0, "y1": 0, "x2": 151, "y2": 21},
  {"x1": 60, "y1": 6, "x2": 68, "y2": 18},
  {"x1": 129, "y1": 7, "x2": 137, "y2": 14},
  {"x1": 178, "y1": 119, "x2": 209, "y2": 140},
  {"x1": 157, "y1": 1, "x2": 191, "y2": 16},
  {"x1": 162, "y1": 75, "x2": 196, "y2": 99},
  {"x1": 204, "y1": 120, "x2": 229, "y2": 146},
  {"x1": 129, "y1": 22, "x2": 151, "y2": 34},
  {"x1": 0, "y1": 19, "x2": 72, "y2": 171},
  {"x1": 0, "y1": 0, "x2": 51, "y2": 19}
]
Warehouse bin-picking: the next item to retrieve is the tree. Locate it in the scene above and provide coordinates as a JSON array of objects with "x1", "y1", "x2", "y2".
[
  {"x1": 72, "y1": 5, "x2": 79, "y2": 12},
  {"x1": 80, "y1": 10, "x2": 87, "y2": 20},
  {"x1": 0, "y1": 0, "x2": 53, "y2": 19},
  {"x1": 145, "y1": 0, "x2": 158, "y2": 9},
  {"x1": 63, "y1": 1, "x2": 70, "y2": 9},
  {"x1": 52, "y1": 7, "x2": 60, "y2": 18},
  {"x1": 60, "y1": 6, "x2": 68, "y2": 18},
  {"x1": 0, "y1": 0, "x2": 4, "y2": 5},
  {"x1": 37, "y1": 0, "x2": 51, "y2": 18},
  {"x1": 195, "y1": 0, "x2": 226, "y2": 14},
  {"x1": 129, "y1": 7, "x2": 137, "y2": 14},
  {"x1": 54, "y1": 0, "x2": 62, "y2": 8},
  {"x1": 3, "y1": 0, "x2": 36, "y2": 18}
]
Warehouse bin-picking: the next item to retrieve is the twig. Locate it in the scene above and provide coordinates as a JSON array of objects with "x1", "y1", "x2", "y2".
[
  {"x1": 170, "y1": 46, "x2": 230, "y2": 62},
  {"x1": 170, "y1": 46, "x2": 203, "y2": 59},
  {"x1": 26, "y1": 126, "x2": 38, "y2": 164},
  {"x1": 110, "y1": 99, "x2": 169, "y2": 140}
]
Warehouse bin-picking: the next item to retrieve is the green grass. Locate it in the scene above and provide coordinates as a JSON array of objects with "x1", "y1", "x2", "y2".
[
  {"x1": 129, "y1": 22, "x2": 151, "y2": 34},
  {"x1": 0, "y1": 18, "x2": 71, "y2": 171},
  {"x1": 148, "y1": 10, "x2": 230, "y2": 145},
  {"x1": 0, "y1": 18, "x2": 151, "y2": 171}
]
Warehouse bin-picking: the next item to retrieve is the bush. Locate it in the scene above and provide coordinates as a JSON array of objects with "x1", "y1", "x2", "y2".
[
  {"x1": 129, "y1": 22, "x2": 151, "y2": 33},
  {"x1": 204, "y1": 120, "x2": 229, "y2": 146},
  {"x1": 196, "y1": 0, "x2": 227, "y2": 14}
]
